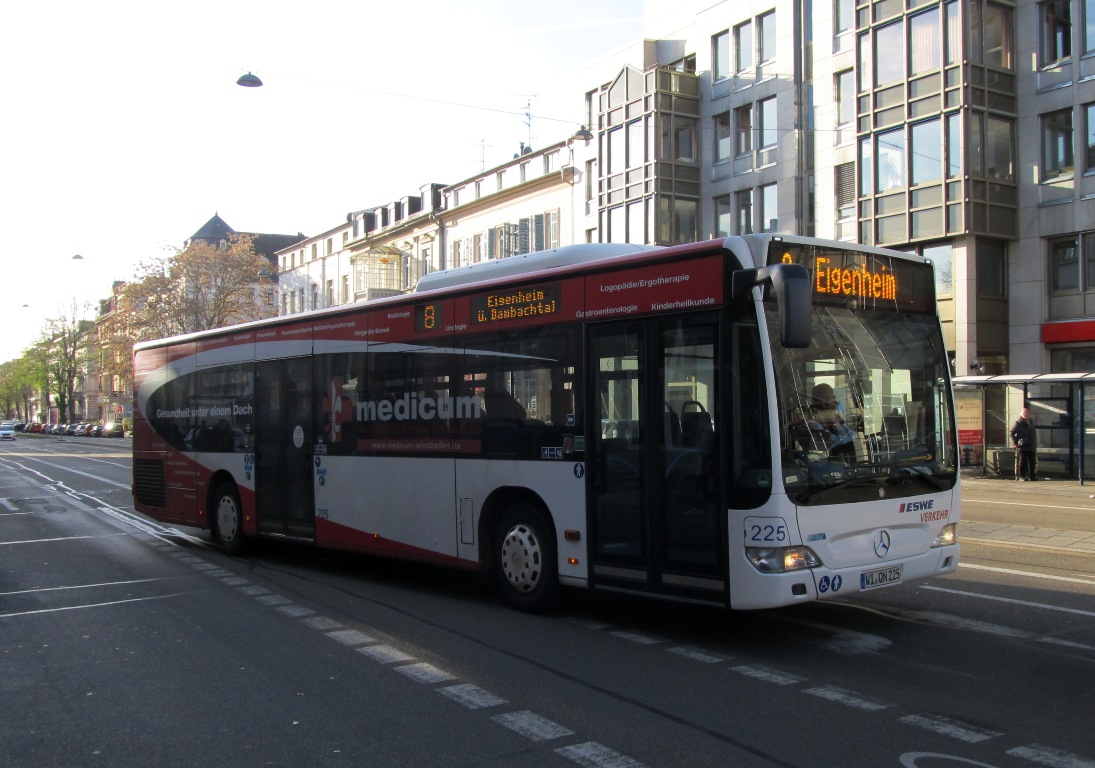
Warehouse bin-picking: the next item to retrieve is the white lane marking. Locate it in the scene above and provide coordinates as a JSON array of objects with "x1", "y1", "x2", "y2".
[
  {"x1": 804, "y1": 685, "x2": 891, "y2": 711},
  {"x1": 900, "y1": 714, "x2": 1002, "y2": 743},
  {"x1": 0, "y1": 577, "x2": 185, "y2": 597},
  {"x1": 395, "y1": 663, "x2": 456, "y2": 684},
  {"x1": 220, "y1": 577, "x2": 250, "y2": 586},
  {"x1": 491, "y1": 710, "x2": 574, "y2": 742},
  {"x1": 0, "y1": 498, "x2": 20, "y2": 511},
  {"x1": 276, "y1": 604, "x2": 314, "y2": 618},
  {"x1": 238, "y1": 586, "x2": 269, "y2": 596},
  {"x1": 0, "y1": 533, "x2": 127, "y2": 546},
  {"x1": 963, "y1": 497, "x2": 1095, "y2": 512},
  {"x1": 962, "y1": 536, "x2": 1095, "y2": 557},
  {"x1": 256, "y1": 594, "x2": 291, "y2": 606},
  {"x1": 356, "y1": 644, "x2": 414, "y2": 664},
  {"x1": 0, "y1": 511, "x2": 33, "y2": 516},
  {"x1": 563, "y1": 617, "x2": 613, "y2": 630},
  {"x1": 773, "y1": 614, "x2": 892, "y2": 655},
  {"x1": 301, "y1": 616, "x2": 342, "y2": 631},
  {"x1": 731, "y1": 664, "x2": 806, "y2": 686},
  {"x1": 666, "y1": 646, "x2": 724, "y2": 663},
  {"x1": 909, "y1": 610, "x2": 1030, "y2": 638},
  {"x1": 610, "y1": 630, "x2": 664, "y2": 645},
  {"x1": 0, "y1": 591, "x2": 204, "y2": 618},
  {"x1": 923, "y1": 585, "x2": 1095, "y2": 617},
  {"x1": 556, "y1": 741, "x2": 650, "y2": 768},
  {"x1": 326, "y1": 629, "x2": 375, "y2": 646},
  {"x1": 951, "y1": 564, "x2": 1095, "y2": 588},
  {"x1": 1007, "y1": 743, "x2": 1095, "y2": 768},
  {"x1": 439, "y1": 684, "x2": 508, "y2": 710}
]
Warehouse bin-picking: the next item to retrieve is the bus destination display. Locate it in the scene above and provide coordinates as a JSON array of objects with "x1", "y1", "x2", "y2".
[
  {"x1": 414, "y1": 302, "x2": 443, "y2": 332},
  {"x1": 469, "y1": 284, "x2": 562, "y2": 326},
  {"x1": 769, "y1": 242, "x2": 935, "y2": 314}
]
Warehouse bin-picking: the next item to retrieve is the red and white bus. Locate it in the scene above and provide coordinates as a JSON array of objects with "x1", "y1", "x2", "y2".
[{"x1": 132, "y1": 234, "x2": 959, "y2": 611}]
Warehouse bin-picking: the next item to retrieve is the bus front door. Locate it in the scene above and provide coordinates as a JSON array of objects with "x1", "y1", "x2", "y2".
[
  {"x1": 587, "y1": 316, "x2": 726, "y2": 604},
  {"x1": 254, "y1": 358, "x2": 316, "y2": 541}
]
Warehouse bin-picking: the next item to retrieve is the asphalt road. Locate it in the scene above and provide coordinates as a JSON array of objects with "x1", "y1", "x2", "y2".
[{"x1": 1, "y1": 437, "x2": 1093, "y2": 768}]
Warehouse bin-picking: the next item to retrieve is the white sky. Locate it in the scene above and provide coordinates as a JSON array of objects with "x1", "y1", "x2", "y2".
[{"x1": 0, "y1": 0, "x2": 643, "y2": 363}]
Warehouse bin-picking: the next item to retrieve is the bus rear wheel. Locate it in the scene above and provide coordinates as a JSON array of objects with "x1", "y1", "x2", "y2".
[
  {"x1": 494, "y1": 504, "x2": 558, "y2": 612},
  {"x1": 212, "y1": 482, "x2": 246, "y2": 555}
]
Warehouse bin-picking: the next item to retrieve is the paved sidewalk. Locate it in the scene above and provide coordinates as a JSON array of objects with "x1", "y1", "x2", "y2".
[{"x1": 961, "y1": 473, "x2": 1095, "y2": 551}]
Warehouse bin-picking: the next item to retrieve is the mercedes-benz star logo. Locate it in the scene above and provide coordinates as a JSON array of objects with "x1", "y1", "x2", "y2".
[{"x1": 874, "y1": 530, "x2": 891, "y2": 558}]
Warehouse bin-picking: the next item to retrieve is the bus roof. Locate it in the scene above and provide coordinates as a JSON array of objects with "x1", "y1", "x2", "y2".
[{"x1": 414, "y1": 243, "x2": 662, "y2": 293}]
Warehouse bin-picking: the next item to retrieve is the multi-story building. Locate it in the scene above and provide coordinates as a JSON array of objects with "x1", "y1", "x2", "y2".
[
  {"x1": 580, "y1": 0, "x2": 1091, "y2": 382},
  {"x1": 276, "y1": 142, "x2": 584, "y2": 310}
]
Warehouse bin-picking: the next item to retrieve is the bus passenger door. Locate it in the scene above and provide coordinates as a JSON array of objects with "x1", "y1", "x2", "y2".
[
  {"x1": 587, "y1": 315, "x2": 725, "y2": 603},
  {"x1": 254, "y1": 358, "x2": 316, "y2": 540}
]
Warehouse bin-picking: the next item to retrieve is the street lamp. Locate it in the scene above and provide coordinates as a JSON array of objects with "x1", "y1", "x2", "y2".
[{"x1": 237, "y1": 72, "x2": 263, "y2": 88}]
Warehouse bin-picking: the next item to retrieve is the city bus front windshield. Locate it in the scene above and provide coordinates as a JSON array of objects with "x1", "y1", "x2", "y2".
[{"x1": 767, "y1": 304, "x2": 956, "y2": 505}]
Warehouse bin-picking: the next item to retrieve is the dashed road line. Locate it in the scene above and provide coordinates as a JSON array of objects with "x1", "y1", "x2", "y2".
[
  {"x1": 666, "y1": 645, "x2": 724, "y2": 663},
  {"x1": 556, "y1": 741, "x2": 650, "y2": 768},
  {"x1": 395, "y1": 662, "x2": 456, "y2": 684},
  {"x1": 491, "y1": 710, "x2": 575, "y2": 741},
  {"x1": 730, "y1": 664, "x2": 805, "y2": 686},
  {"x1": 900, "y1": 713, "x2": 1002, "y2": 743},
  {"x1": 803, "y1": 685, "x2": 892, "y2": 711},
  {"x1": 439, "y1": 684, "x2": 508, "y2": 709},
  {"x1": 356, "y1": 644, "x2": 415, "y2": 664},
  {"x1": 1007, "y1": 743, "x2": 1095, "y2": 768},
  {"x1": 326, "y1": 628, "x2": 375, "y2": 646}
]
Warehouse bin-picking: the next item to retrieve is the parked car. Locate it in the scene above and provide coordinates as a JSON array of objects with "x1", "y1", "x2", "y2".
[
  {"x1": 0, "y1": 423, "x2": 16, "y2": 441},
  {"x1": 101, "y1": 422, "x2": 125, "y2": 438}
]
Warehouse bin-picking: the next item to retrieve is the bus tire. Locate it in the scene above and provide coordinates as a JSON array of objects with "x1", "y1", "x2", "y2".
[
  {"x1": 494, "y1": 503, "x2": 558, "y2": 612},
  {"x1": 212, "y1": 482, "x2": 247, "y2": 555}
]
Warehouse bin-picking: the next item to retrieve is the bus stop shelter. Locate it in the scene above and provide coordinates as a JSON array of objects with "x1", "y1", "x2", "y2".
[{"x1": 952, "y1": 372, "x2": 1095, "y2": 482}]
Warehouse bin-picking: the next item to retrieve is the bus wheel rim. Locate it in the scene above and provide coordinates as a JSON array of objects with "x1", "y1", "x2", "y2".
[
  {"x1": 500, "y1": 523, "x2": 542, "y2": 593},
  {"x1": 217, "y1": 497, "x2": 238, "y2": 541}
]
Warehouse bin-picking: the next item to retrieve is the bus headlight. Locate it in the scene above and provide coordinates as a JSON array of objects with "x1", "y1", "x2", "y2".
[
  {"x1": 746, "y1": 546, "x2": 822, "y2": 573},
  {"x1": 931, "y1": 523, "x2": 957, "y2": 548}
]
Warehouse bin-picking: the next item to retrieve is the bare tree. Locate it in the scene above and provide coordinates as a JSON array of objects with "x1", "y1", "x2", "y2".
[
  {"x1": 29, "y1": 300, "x2": 94, "y2": 423},
  {"x1": 119, "y1": 233, "x2": 277, "y2": 341}
]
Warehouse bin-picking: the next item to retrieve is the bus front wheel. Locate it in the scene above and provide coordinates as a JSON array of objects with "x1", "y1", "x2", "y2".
[
  {"x1": 212, "y1": 483, "x2": 246, "y2": 555},
  {"x1": 494, "y1": 504, "x2": 558, "y2": 612}
]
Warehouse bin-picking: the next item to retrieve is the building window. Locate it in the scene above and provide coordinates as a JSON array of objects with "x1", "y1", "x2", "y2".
[
  {"x1": 737, "y1": 189, "x2": 754, "y2": 234},
  {"x1": 1040, "y1": 0, "x2": 1072, "y2": 66},
  {"x1": 836, "y1": 70, "x2": 855, "y2": 127},
  {"x1": 875, "y1": 22, "x2": 905, "y2": 85},
  {"x1": 716, "y1": 195, "x2": 733, "y2": 237},
  {"x1": 909, "y1": 7, "x2": 942, "y2": 75},
  {"x1": 1086, "y1": 0, "x2": 1095, "y2": 53},
  {"x1": 985, "y1": 116, "x2": 1015, "y2": 181},
  {"x1": 982, "y1": 2, "x2": 1014, "y2": 69},
  {"x1": 911, "y1": 118, "x2": 942, "y2": 185},
  {"x1": 835, "y1": 162, "x2": 856, "y2": 220},
  {"x1": 674, "y1": 120, "x2": 697, "y2": 162},
  {"x1": 760, "y1": 183, "x2": 778, "y2": 232},
  {"x1": 715, "y1": 112, "x2": 732, "y2": 163},
  {"x1": 1050, "y1": 236, "x2": 1079, "y2": 291},
  {"x1": 627, "y1": 119, "x2": 645, "y2": 166},
  {"x1": 759, "y1": 97, "x2": 777, "y2": 149},
  {"x1": 877, "y1": 128, "x2": 907, "y2": 191},
  {"x1": 977, "y1": 240, "x2": 1007, "y2": 296},
  {"x1": 1085, "y1": 104, "x2": 1095, "y2": 172},
  {"x1": 735, "y1": 20, "x2": 754, "y2": 72},
  {"x1": 325, "y1": 279, "x2": 334, "y2": 306},
  {"x1": 736, "y1": 105, "x2": 753, "y2": 155},
  {"x1": 714, "y1": 30, "x2": 731, "y2": 80},
  {"x1": 1085, "y1": 233, "x2": 1095, "y2": 289},
  {"x1": 923, "y1": 243, "x2": 954, "y2": 296},
  {"x1": 758, "y1": 11, "x2": 776, "y2": 63},
  {"x1": 835, "y1": 0, "x2": 854, "y2": 36},
  {"x1": 341, "y1": 276, "x2": 349, "y2": 304},
  {"x1": 1042, "y1": 108, "x2": 1075, "y2": 180}
]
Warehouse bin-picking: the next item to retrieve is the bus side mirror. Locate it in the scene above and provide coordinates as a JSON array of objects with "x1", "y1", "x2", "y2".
[{"x1": 731, "y1": 264, "x2": 812, "y2": 349}]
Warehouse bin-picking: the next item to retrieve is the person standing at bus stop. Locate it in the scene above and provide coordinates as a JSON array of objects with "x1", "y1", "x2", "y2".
[{"x1": 1010, "y1": 406, "x2": 1037, "y2": 481}]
